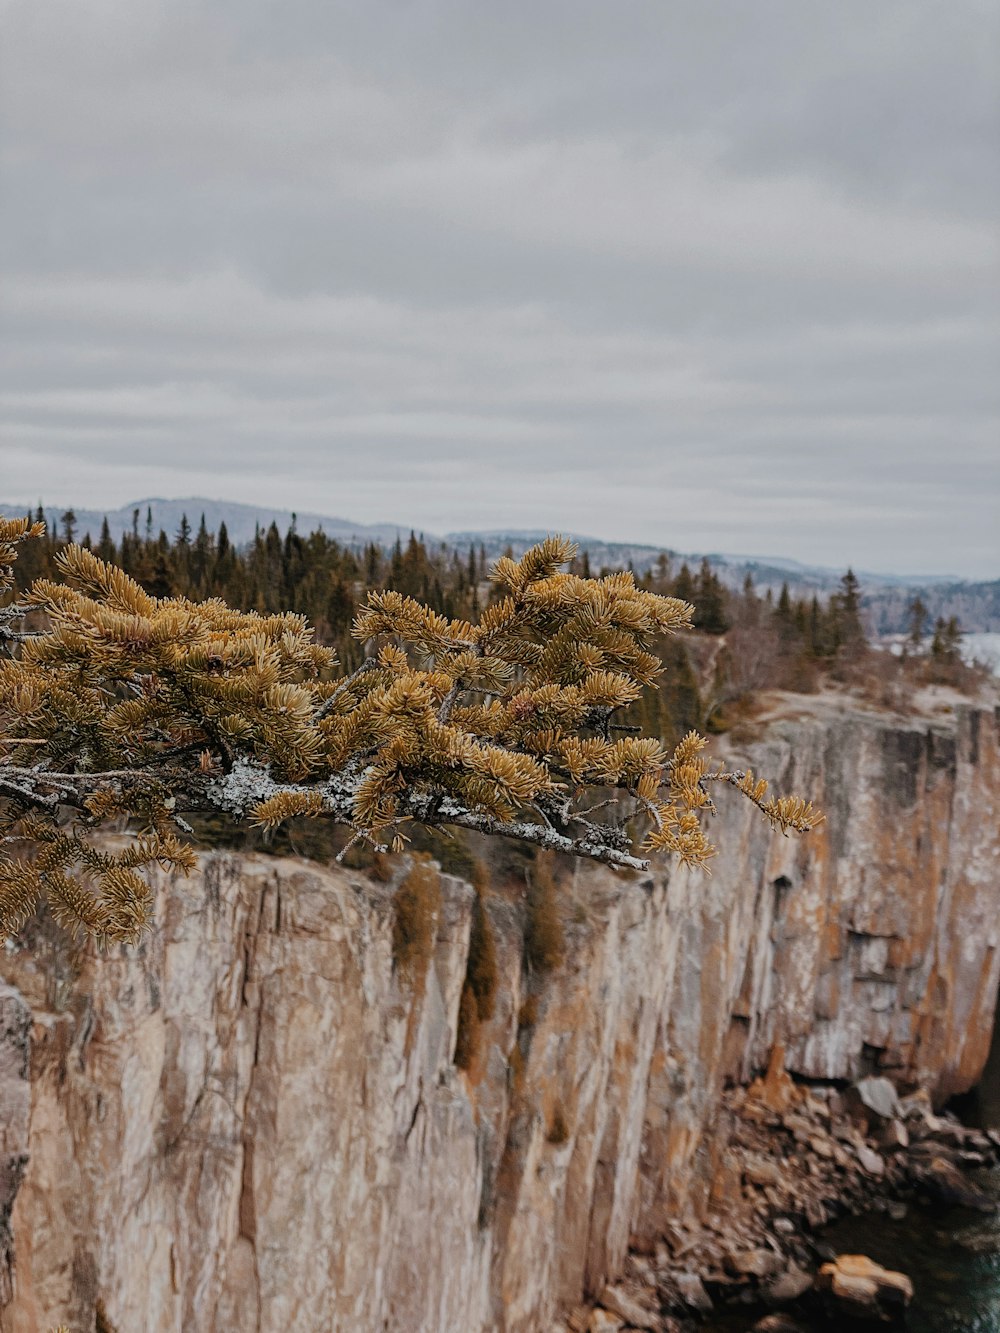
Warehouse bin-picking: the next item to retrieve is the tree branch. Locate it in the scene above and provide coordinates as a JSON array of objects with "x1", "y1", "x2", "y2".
[{"x1": 313, "y1": 658, "x2": 380, "y2": 722}]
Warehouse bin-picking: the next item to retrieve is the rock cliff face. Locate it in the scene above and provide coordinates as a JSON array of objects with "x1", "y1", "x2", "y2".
[{"x1": 0, "y1": 698, "x2": 996, "y2": 1331}]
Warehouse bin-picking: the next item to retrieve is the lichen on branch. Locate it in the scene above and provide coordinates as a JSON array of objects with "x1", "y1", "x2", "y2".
[{"x1": 0, "y1": 519, "x2": 821, "y2": 943}]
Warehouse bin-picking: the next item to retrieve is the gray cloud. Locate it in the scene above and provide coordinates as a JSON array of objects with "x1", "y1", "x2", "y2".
[{"x1": 1, "y1": 0, "x2": 998, "y2": 576}]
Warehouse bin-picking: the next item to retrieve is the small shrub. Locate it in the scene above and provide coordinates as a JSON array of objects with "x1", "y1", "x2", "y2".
[
  {"x1": 517, "y1": 994, "x2": 539, "y2": 1030},
  {"x1": 508, "y1": 1043, "x2": 526, "y2": 1088},
  {"x1": 340, "y1": 839, "x2": 377, "y2": 872},
  {"x1": 466, "y1": 893, "x2": 498, "y2": 1022},
  {"x1": 406, "y1": 826, "x2": 479, "y2": 880},
  {"x1": 454, "y1": 888, "x2": 500, "y2": 1071},
  {"x1": 454, "y1": 982, "x2": 480, "y2": 1070},
  {"x1": 369, "y1": 850, "x2": 396, "y2": 883},
  {"x1": 547, "y1": 1104, "x2": 570, "y2": 1145},
  {"x1": 436, "y1": 837, "x2": 479, "y2": 881},
  {"x1": 96, "y1": 1301, "x2": 119, "y2": 1333},
  {"x1": 392, "y1": 856, "x2": 441, "y2": 987},
  {"x1": 471, "y1": 858, "x2": 490, "y2": 895},
  {"x1": 524, "y1": 853, "x2": 564, "y2": 973},
  {"x1": 15, "y1": 903, "x2": 83, "y2": 1013}
]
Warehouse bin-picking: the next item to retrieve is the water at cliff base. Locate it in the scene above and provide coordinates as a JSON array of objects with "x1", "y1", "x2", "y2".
[
  {"x1": 701, "y1": 1169, "x2": 1000, "y2": 1331},
  {"x1": 820, "y1": 1181, "x2": 1000, "y2": 1332}
]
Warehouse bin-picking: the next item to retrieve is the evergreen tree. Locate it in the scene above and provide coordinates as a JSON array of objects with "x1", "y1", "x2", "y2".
[
  {"x1": 907, "y1": 597, "x2": 928, "y2": 651},
  {"x1": 692, "y1": 559, "x2": 728, "y2": 633},
  {"x1": 191, "y1": 515, "x2": 213, "y2": 592},
  {"x1": 97, "y1": 518, "x2": 116, "y2": 564},
  {"x1": 390, "y1": 535, "x2": 404, "y2": 589},
  {"x1": 774, "y1": 583, "x2": 795, "y2": 639},
  {"x1": 672, "y1": 562, "x2": 695, "y2": 604},
  {"x1": 808, "y1": 596, "x2": 826, "y2": 659},
  {"x1": 931, "y1": 615, "x2": 962, "y2": 664},
  {"x1": 0, "y1": 522, "x2": 821, "y2": 945},
  {"x1": 829, "y1": 569, "x2": 866, "y2": 660},
  {"x1": 326, "y1": 576, "x2": 355, "y2": 635}
]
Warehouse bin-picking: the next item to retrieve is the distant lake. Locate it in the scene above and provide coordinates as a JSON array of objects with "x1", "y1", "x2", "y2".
[
  {"x1": 882, "y1": 633, "x2": 1000, "y2": 675},
  {"x1": 962, "y1": 633, "x2": 1000, "y2": 674}
]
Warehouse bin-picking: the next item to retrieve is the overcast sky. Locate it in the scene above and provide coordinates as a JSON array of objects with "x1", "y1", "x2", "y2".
[{"x1": 2, "y1": 1, "x2": 998, "y2": 576}]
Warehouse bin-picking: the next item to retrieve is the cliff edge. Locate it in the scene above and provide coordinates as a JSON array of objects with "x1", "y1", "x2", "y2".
[{"x1": 0, "y1": 699, "x2": 996, "y2": 1331}]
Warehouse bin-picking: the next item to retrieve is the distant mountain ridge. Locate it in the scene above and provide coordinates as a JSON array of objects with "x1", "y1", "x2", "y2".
[
  {"x1": 0, "y1": 497, "x2": 414, "y2": 551},
  {"x1": 2, "y1": 495, "x2": 996, "y2": 631}
]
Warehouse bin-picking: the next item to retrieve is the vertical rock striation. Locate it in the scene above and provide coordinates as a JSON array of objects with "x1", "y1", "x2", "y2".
[{"x1": 0, "y1": 701, "x2": 996, "y2": 1331}]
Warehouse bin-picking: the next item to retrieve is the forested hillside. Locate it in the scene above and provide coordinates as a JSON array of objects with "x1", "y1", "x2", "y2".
[{"x1": 7, "y1": 507, "x2": 981, "y2": 758}]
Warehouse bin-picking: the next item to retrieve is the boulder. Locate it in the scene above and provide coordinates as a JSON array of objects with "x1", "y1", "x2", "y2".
[
  {"x1": 674, "y1": 1271, "x2": 713, "y2": 1313},
  {"x1": 804, "y1": 1196, "x2": 829, "y2": 1228},
  {"x1": 856, "y1": 1144, "x2": 884, "y2": 1177},
  {"x1": 897, "y1": 1089, "x2": 932, "y2": 1121},
  {"x1": 804, "y1": 1094, "x2": 832, "y2": 1122},
  {"x1": 879, "y1": 1119, "x2": 909, "y2": 1152},
  {"x1": 916, "y1": 1156, "x2": 997, "y2": 1211},
  {"x1": 907, "y1": 1110, "x2": 944, "y2": 1141},
  {"x1": 753, "y1": 1317, "x2": 808, "y2": 1333},
  {"x1": 782, "y1": 1113, "x2": 813, "y2": 1143},
  {"x1": 849, "y1": 1077, "x2": 900, "y2": 1125},
  {"x1": 960, "y1": 1151, "x2": 988, "y2": 1169},
  {"x1": 586, "y1": 1308, "x2": 623, "y2": 1333},
  {"x1": 765, "y1": 1265, "x2": 813, "y2": 1306},
  {"x1": 832, "y1": 1119, "x2": 861, "y2": 1144},
  {"x1": 935, "y1": 1119, "x2": 971, "y2": 1148},
  {"x1": 627, "y1": 1255, "x2": 655, "y2": 1285},
  {"x1": 727, "y1": 1248, "x2": 785, "y2": 1280},
  {"x1": 744, "y1": 1158, "x2": 783, "y2": 1188},
  {"x1": 597, "y1": 1284, "x2": 659, "y2": 1331},
  {"x1": 816, "y1": 1254, "x2": 913, "y2": 1321}
]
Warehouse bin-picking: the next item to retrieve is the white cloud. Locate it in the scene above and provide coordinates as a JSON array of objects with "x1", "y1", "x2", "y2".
[{"x1": 1, "y1": 0, "x2": 997, "y2": 575}]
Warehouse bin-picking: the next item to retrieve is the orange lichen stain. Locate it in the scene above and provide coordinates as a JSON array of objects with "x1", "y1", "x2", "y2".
[
  {"x1": 709, "y1": 1150, "x2": 743, "y2": 1211},
  {"x1": 956, "y1": 952, "x2": 999, "y2": 1088},
  {"x1": 748, "y1": 1042, "x2": 798, "y2": 1116},
  {"x1": 885, "y1": 937, "x2": 909, "y2": 971},
  {"x1": 697, "y1": 934, "x2": 730, "y2": 1069},
  {"x1": 823, "y1": 918, "x2": 845, "y2": 963},
  {"x1": 665, "y1": 1121, "x2": 695, "y2": 1173}
]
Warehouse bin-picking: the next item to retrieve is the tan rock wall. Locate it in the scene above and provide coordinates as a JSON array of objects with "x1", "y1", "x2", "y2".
[{"x1": 0, "y1": 702, "x2": 996, "y2": 1331}]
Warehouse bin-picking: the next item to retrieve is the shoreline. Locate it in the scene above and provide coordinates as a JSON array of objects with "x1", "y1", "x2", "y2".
[{"x1": 562, "y1": 1055, "x2": 1000, "y2": 1331}]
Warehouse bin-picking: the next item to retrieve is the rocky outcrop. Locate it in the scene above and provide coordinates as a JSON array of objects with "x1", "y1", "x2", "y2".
[
  {"x1": 816, "y1": 1254, "x2": 913, "y2": 1322},
  {"x1": 0, "y1": 698, "x2": 996, "y2": 1331},
  {"x1": 0, "y1": 988, "x2": 30, "y2": 1308},
  {"x1": 610, "y1": 1062, "x2": 1000, "y2": 1325}
]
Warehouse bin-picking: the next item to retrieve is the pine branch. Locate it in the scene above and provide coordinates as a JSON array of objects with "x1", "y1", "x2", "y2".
[
  {"x1": 0, "y1": 527, "x2": 822, "y2": 943},
  {"x1": 313, "y1": 657, "x2": 380, "y2": 722}
]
